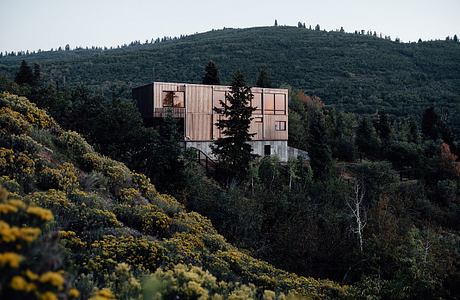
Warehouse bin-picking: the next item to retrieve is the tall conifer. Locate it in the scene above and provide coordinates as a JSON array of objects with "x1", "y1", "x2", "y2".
[{"x1": 211, "y1": 71, "x2": 255, "y2": 182}]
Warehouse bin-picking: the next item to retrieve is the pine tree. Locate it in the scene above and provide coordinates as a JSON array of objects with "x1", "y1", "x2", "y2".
[
  {"x1": 356, "y1": 117, "x2": 381, "y2": 158},
  {"x1": 151, "y1": 111, "x2": 186, "y2": 193},
  {"x1": 255, "y1": 67, "x2": 272, "y2": 88},
  {"x1": 376, "y1": 112, "x2": 392, "y2": 142},
  {"x1": 202, "y1": 60, "x2": 220, "y2": 85},
  {"x1": 274, "y1": 19, "x2": 278, "y2": 26},
  {"x1": 315, "y1": 24, "x2": 320, "y2": 31},
  {"x1": 14, "y1": 60, "x2": 34, "y2": 85},
  {"x1": 33, "y1": 63, "x2": 41, "y2": 85},
  {"x1": 422, "y1": 107, "x2": 440, "y2": 140},
  {"x1": 408, "y1": 119, "x2": 421, "y2": 144},
  {"x1": 308, "y1": 113, "x2": 334, "y2": 179},
  {"x1": 211, "y1": 71, "x2": 255, "y2": 182},
  {"x1": 454, "y1": 35, "x2": 458, "y2": 42}
]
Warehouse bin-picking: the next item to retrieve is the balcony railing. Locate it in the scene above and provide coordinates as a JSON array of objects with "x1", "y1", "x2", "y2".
[{"x1": 153, "y1": 107, "x2": 186, "y2": 118}]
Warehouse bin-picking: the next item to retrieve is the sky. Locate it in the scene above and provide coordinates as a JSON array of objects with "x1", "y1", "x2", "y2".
[{"x1": 1, "y1": 0, "x2": 459, "y2": 53}]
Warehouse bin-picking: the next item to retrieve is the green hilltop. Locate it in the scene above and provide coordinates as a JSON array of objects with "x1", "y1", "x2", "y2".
[{"x1": 1, "y1": 26, "x2": 460, "y2": 132}]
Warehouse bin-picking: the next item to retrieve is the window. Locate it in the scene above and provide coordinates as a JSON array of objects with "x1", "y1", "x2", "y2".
[
  {"x1": 264, "y1": 93, "x2": 275, "y2": 114},
  {"x1": 214, "y1": 91, "x2": 227, "y2": 112},
  {"x1": 274, "y1": 94, "x2": 286, "y2": 115},
  {"x1": 275, "y1": 121, "x2": 286, "y2": 131},
  {"x1": 263, "y1": 93, "x2": 286, "y2": 115},
  {"x1": 162, "y1": 91, "x2": 185, "y2": 108},
  {"x1": 252, "y1": 93, "x2": 262, "y2": 114}
]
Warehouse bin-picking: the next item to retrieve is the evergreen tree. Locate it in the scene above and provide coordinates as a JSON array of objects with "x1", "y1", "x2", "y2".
[
  {"x1": 422, "y1": 107, "x2": 440, "y2": 140},
  {"x1": 356, "y1": 117, "x2": 381, "y2": 158},
  {"x1": 33, "y1": 63, "x2": 41, "y2": 85},
  {"x1": 308, "y1": 113, "x2": 334, "y2": 179},
  {"x1": 14, "y1": 60, "x2": 34, "y2": 85},
  {"x1": 202, "y1": 60, "x2": 220, "y2": 85},
  {"x1": 150, "y1": 111, "x2": 185, "y2": 193},
  {"x1": 315, "y1": 24, "x2": 320, "y2": 31},
  {"x1": 340, "y1": 27, "x2": 345, "y2": 33},
  {"x1": 376, "y1": 112, "x2": 392, "y2": 142},
  {"x1": 454, "y1": 35, "x2": 458, "y2": 42},
  {"x1": 211, "y1": 71, "x2": 255, "y2": 182},
  {"x1": 274, "y1": 19, "x2": 278, "y2": 26},
  {"x1": 408, "y1": 118, "x2": 421, "y2": 144},
  {"x1": 255, "y1": 67, "x2": 272, "y2": 88}
]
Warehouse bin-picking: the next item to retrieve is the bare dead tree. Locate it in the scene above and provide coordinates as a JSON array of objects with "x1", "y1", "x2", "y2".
[{"x1": 347, "y1": 180, "x2": 367, "y2": 253}]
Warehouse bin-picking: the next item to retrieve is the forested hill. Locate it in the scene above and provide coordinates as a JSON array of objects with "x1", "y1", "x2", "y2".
[{"x1": 1, "y1": 26, "x2": 460, "y2": 124}]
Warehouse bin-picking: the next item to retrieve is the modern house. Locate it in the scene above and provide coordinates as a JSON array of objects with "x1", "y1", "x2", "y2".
[{"x1": 133, "y1": 82, "x2": 307, "y2": 162}]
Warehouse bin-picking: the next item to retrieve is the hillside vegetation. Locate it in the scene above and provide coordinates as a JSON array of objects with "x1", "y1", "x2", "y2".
[
  {"x1": 1, "y1": 26, "x2": 460, "y2": 132},
  {"x1": 0, "y1": 92, "x2": 347, "y2": 299}
]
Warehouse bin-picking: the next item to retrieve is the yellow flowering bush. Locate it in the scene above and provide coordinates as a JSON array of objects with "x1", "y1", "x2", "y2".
[
  {"x1": 0, "y1": 187, "x2": 79, "y2": 300},
  {"x1": 28, "y1": 189, "x2": 71, "y2": 209},
  {"x1": 0, "y1": 252, "x2": 23, "y2": 268},
  {"x1": 0, "y1": 147, "x2": 35, "y2": 182},
  {"x1": 2, "y1": 133, "x2": 41, "y2": 154},
  {"x1": 81, "y1": 152, "x2": 105, "y2": 171},
  {"x1": 87, "y1": 235, "x2": 165, "y2": 273},
  {"x1": 38, "y1": 162, "x2": 79, "y2": 192},
  {"x1": 0, "y1": 92, "x2": 58, "y2": 130},
  {"x1": 143, "y1": 264, "x2": 279, "y2": 300},
  {"x1": 26, "y1": 206, "x2": 54, "y2": 222},
  {"x1": 0, "y1": 106, "x2": 32, "y2": 134},
  {"x1": 89, "y1": 288, "x2": 115, "y2": 300},
  {"x1": 118, "y1": 187, "x2": 143, "y2": 204},
  {"x1": 0, "y1": 176, "x2": 21, "y2": 194},
  {"x1": 59, "y1": 230, "x2": 87, "y2": 249},
  {"x1": 115, "y1": 203, "x2": 171, "y2": 237}
]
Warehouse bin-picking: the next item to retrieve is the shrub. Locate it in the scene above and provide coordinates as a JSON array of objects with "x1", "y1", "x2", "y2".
[
  {"x1": 38, "y1": 162, "x2": 79, "y2": 192},
  {"x1": 0, "y1": 186, "x2": 78, "y2": 300},
  {"x1": 0, "y1": 107, "x2": 32, "y2": 135},
  {"x1": 0, "y1": 92, "x2": 58, "y2": 130},
  {"x1": 115, "y1": 204, "x2": 171, "y2": 237},
  {"x1": 87, "y1": 235, "x2": 165, "y2": 273},
  {"x1": 56, "y1": 130, "x2": 94, "y2": 161},
  {"x1": 0, "y1": 148, "x2": 35, "y2": 183},
  {"x1": 142, "y1": 264, "x2": 279, "y2": 299},
  {"x1": 0, "y1": 133, "x2": 41, "y2": 154}
]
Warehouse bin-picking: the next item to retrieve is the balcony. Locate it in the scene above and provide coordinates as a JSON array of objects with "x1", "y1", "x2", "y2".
[{"x1": 153, "y1": 107, "x2": 186, "y2": 118}]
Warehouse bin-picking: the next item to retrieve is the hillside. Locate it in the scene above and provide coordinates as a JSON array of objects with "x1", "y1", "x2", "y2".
[
  {"x1": 1, "y1": 26, "x2": 460, "y2": 132},
  {"x1": 0, "y1": 92, "x2": 347, "y2": 299}
]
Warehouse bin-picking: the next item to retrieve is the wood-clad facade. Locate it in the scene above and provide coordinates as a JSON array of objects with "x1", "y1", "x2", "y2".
[{"x1": 132, "y1": 82, "x2": 289, "y2": 161}]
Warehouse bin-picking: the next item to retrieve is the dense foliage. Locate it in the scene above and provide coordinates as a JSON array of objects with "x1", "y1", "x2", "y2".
[
  {"x1": 1, "y1": 30, "x2": 459, "y2": 298},
  {"x1": 0, "y1": 92, "x2": 347, "y2": 299},
  {"x1": 1, "y1": 26, "x2": 459, "y2": 133}
]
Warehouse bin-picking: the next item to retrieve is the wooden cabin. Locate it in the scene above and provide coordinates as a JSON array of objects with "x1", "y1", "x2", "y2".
[{"x1": 132, "y1": 82, "x2": 291, "y2": 161}]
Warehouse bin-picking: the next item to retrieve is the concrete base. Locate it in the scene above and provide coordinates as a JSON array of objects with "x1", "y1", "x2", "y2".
[{"x1": 185, "y1": 140, "x2": 289, "y2": 162}]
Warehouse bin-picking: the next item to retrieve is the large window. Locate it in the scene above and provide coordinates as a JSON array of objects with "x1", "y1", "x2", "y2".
[
  {"x1": 274, "y1": 94, "x2": 286, "y2": 115},
  {"x1": 162, "y1": 91, "x2": 185, "y2": 108},
  {"x1": 252, "y1": 93, "x2": 262, "y2": 114},
  {"x1": 264, "y1": 93, "x2": 286, "y2": 115},
  {"x1": 275, "y1": 121, "x2": 286, "y2": 131},
  {"x1": 214, "y1": 91, "x2": 227, "y2": 112}
]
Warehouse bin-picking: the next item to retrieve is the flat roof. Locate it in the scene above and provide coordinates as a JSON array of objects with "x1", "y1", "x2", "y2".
[{"x1": 133, "y1": 82, "x2": 288, "y2": 92}]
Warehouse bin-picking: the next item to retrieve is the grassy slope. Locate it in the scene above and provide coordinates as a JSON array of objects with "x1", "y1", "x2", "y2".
[
  {"x1": 0, "y1": 92, "x2": 347, "y2": 299},
  {"x1": 1, "y1": 26, "x2": 459, "y2": 128}
]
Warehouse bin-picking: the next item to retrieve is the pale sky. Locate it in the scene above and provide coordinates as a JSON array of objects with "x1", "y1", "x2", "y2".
[{"x1": 1, "y1": 0, "x2": 459, "y2": 53}]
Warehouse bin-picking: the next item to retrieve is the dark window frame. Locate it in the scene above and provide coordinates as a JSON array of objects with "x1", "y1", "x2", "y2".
[
  {"x1": 162, "y1": 91, "x2": 185, "y2": 108},
  {"x1": 275, "y1": 121, "x2": 286, "y2": 131}
]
